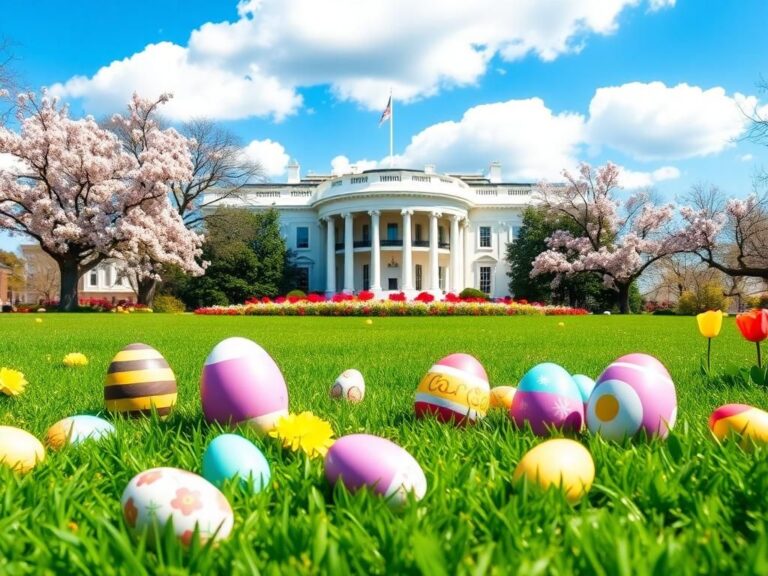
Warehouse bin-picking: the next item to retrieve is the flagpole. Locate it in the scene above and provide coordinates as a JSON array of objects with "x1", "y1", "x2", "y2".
[{"x1": 389, "y1": 90, "x2": 394, "y2": 168}]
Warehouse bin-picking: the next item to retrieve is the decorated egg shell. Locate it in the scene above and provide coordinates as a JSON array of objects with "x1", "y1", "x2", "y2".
[
  {"x1": 513, "y1": 438, "x2": 595, "y2": 504},
  {"x1": 330, "y1": 369, "x2": 365, "y2": 403},
  {"x1": 105, "y1": 343, "x2": 177, "y2": 417},
  {"x1": 46, "y1": 415, "x2": 115, "y2": 449},
  {"x1": 121, "y1": 467, "x2": 233, "y2": 547},
  {"x1": 414, "y1": 353, "x2": 490, "y2": 425},
  {"x1": 201, "y1": 337, "x2": 288, "y2": 433},
  {"x1": 202, "y1": 434, "x2": 271, "y2": 493},
  {"x1": 572, "y1": 374, "x2": 595, "y2": 406},
  {"x1": 709, "y1": 404, "x2": 768, "y2": 448},
  {"x1": 0, "y1": 426, "x2": 45, "y2": 473},
  {"x1": 489, "y1": 386, "x2": 516, "y2": 410},
  {"x1": 509, "y1": 363, "x2": 583, "y2": 436},
  {"x1": 586, "y1": 353, "x2": 677, "y2": 441},
  {"x1": 325, "y1": 434, "x2": 427, "y2": 507}
]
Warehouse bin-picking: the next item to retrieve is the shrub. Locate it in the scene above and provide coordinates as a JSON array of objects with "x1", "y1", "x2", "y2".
[
  {"x1": 286, "y1": 289, "x2": 306, "y2": 298},
  {"x1": 459, "y1": 287, "x2": 489, "y2": 301},
  {"x1": 357, "y1": 290, "x2": 375, "y2": 301},
  {"x1": 677, "y1": 282, "x2": 729, "y2": 315},
  {"x1": 415, "y1": 291, "x2": 435, "y2": 303},
  {"x1": 153, "y1": 295, "x2": 186, "y2": 313}
]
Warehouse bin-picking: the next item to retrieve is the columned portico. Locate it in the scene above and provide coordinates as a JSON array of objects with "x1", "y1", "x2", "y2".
[
  {"x1": 324, "y1": 216, "x2": 335, "y2": 294},
  {"x1": 429, "y1": 211, "x2": 441, "y2": 292},
  {"x1": 343, "y1": 212, "x2": 354, "y2": 293},
  {"x1": 401, "y1": 209, "x2": 414, "y2": 291},
  {"x1": 369, "y1": 210, "x2": 381, "y2": 291}
]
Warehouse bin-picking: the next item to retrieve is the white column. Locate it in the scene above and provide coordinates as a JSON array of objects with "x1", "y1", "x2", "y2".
[
  {"x1": 368, "y1": 210, "x2": 381, "y2": 291},
  {"x1": 458, "y1": 222, "x2": 465, "y2": 290},
  {"x1": 463, "y1": 220, "x2": 472, "y2": 290},
  {"x1": 401, "y1": 209, "x2": 413, "y2": 291},
  {"x1": 325, "y1": 216, "x2": 336, "y2": 294},
  {"x1": 343, "y1": 212, "x2": 354, "y2": 293},
  {"x1": 429, "y1": 211, "x2": 440, "y2": 291},
  {"x1": 450, "y1": 215, "x2": 460, "y2": 292}
]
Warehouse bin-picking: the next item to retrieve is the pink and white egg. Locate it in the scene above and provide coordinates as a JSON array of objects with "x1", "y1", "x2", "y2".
[
  {"x1": 121, "y1": 467, "x2": 234, "y2": 547},
  {"x1": 324, "y1": 434, "x2": 427, "y2": 507},
  {"x1": 586, "y1": 353, "x2": 677, "y2": 441},
  {"x1": 201, "y1": 337, "x2": 288, "y2": 433},
  {"x1": 330, "y1": 369, "x2": 365, "y2": 403}
]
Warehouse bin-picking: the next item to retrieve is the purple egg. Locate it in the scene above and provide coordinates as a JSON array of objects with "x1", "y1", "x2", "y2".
[
  {"x1": 201, "y1": 337, "x2": 288, "y2": 433},
  {"x1": 586, "y1": 353, "x2": 677, "y2": 441},
  {"x1": 509, "y1": 363, "x2": 583, "y2": 436},
  {"x1": 324, "y1": 434, "x2": 427, "y2": 507}
]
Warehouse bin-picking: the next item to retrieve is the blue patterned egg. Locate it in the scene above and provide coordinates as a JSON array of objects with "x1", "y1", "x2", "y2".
[{"x1": 509, "y1": 363, "x2": 583, "y2": 436}]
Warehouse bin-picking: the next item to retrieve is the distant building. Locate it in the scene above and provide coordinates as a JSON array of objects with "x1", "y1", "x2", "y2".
[
  {"x1": 0, "y1": 262, "x2": 10, "y2": 305},
  {"x1": 19, "y1": 244, "x2": 136, "y2": 304},
  {"x1": 203, "y1": 161, "x2": 531, "y2": 299}
]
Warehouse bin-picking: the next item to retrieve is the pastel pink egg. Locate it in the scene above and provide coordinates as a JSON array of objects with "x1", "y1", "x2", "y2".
[
  {"x1": 414, "y1": 353, "x2": 490, "y2": 426},
  {"x1": 201, "y1": 337, "x2": 288, "y2": 433},
  {"x1": 586, "y1": 353, "x2": 677, "y2": 441},
  {"x1": 324, "y1": 434, "x2": 427, "y2": 507}
]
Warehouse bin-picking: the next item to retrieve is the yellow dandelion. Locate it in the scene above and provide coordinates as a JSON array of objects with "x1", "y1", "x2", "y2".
[
  {"x1": 62, "y1": 353, "x2": 89, "y2": 367},
  {"x1": 269, "y1": 411, "x2": 335, "y2": 459},
  {"x1": 35, "y1": 318, "x2": 43, "y2": 324},
  {"x1": 558, "y1": 322, "x2": 565, "y2": 327},
  {"x1": 0, "y1": 368, "x2": 28, "y2": 396},
  {"x1": 365, "y1": 319, "x2": 373, "y2": 325}
]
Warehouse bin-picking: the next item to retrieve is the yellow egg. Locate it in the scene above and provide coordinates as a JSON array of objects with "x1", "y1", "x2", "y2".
[
  {"x1": 513, "y1": 438, "x2": 594, "y2": 503},
  {"x1": 105, "y1": 343, "x2": 177, "y2": 417},
  {"x1": 0, "y1": 426, "x2": 45, "y2": 473},
  {"x1": 489, "y1": 386, "x2": 516, "y2": 410}
]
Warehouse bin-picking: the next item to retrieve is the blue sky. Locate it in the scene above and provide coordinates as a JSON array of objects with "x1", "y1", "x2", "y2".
[{"x1": 1, "y1": 0, "x2": 766, "y2": 252}]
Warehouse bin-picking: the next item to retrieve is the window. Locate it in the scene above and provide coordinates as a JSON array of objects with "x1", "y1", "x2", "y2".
[
  {"x1": 415, "y1": 264, "x2": 422, "y2": 290},
  {"x1": 510, "y1": 226, "x2": 520, "y2": 243},
  {"x1": 363, "y1": 265, "x2": 370, "y2": 291},
  {"x1": 296, "y1": 267, "x2": 309, "y2": 292},
  {"x1": 388, "y1": 277, "x2": 398, "y2": 290},
  {"x1": 89, "y1": 269, "x2": 98, "y2": 287},
  {"x1": 438, "y1": 266, "x2": 444, "y2": 290},
  {"x1": 296, "y1": 226, "x2": 309, "y2": 249},
  {"x1": 479, "y1": 266, "x2": 492, "y2": 294},
  {"x1": 415, "y1": 224, "x2": 423, "y2": 242},
  {"x1": 362, "y1": 225, "x2": 370, "y2": 243},
  {"x1": 479, "y1": 226, "x2": 492, "y2": 248},
  {"x1": 104, "y1": 266, "x2": 112, "y2": 287},
  {"x1": 115, "y1": 272, "x2": 125, "y2": 287},
  {"x1": 438, "y1": 226, "x2": 445, "y2": 244},
  {"x1": 387, "y1": 223, "x2": 398, "y2": 241}
]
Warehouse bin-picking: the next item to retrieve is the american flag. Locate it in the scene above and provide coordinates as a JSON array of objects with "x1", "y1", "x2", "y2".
[{"x1": 378, "y1": 95, "x2": 392, "y2": 126}]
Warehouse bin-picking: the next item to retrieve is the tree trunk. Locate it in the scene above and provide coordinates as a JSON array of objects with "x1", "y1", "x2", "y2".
[
  {"x1": 137, "y1": 277, "x2": 159, "y2": 307},
  {"x1": 58, "y1": 258, "x2": 80, "y2": 312},
  {"x1": 617, "y1": 283, "x2": 631, "y2": 314}
]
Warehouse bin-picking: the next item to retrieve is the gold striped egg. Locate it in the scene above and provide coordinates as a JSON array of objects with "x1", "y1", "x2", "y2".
[{"x1": 105, "y1": 343, "x2": 177, "y2": 417}]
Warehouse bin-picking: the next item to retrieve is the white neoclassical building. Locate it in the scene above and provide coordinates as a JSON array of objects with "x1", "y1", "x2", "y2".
[{"x1": 204, "y1": 162, "x2": 533, "y2": 299}]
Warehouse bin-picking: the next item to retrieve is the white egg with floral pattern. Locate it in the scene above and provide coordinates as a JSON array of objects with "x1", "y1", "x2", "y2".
[{"x1": 121, "y1": 467, "x2": 234, "y2": 547}]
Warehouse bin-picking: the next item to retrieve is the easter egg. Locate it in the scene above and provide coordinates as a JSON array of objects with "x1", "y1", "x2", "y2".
[
  {"x1": 572, "y1": 374, "x2": 596, "y2": 406},
  {"x1": 0, "y1": 426, "x2": 45, "y2": 473},
  {"x1": 330, "y1": 369, "x2": 365, "y2": 403},
  {"x1": 513, "y1": 439, "x2": 595, "y2": 503},
  {"x1": 709, "y1": 404, "x2": 768, "y2": 447},
  {"x1": 202, "y1": 434, "x2": 271, "y2": 493},
  {"x1": 414, "y1": 353, "x2": 490, "y2": 425},
  {"x1": 325, "y1": 434, "x2": 427, "y2": 507},
  {"x1": 46, "y1": 415, "x2": 115, "y2": 449},
  {"x1": 105, "y1": 343, "x2": 177, "y2": 417},
  {"x1": 509, "y1": 363, "x2": 583, "y2": 436},
  {"x1": 489, "y1": 386, "x2": 516, "y2": 410},
  {"x1": 201, "y1": 337, "x2": 288, "y2": 433},
  {"x1": 121, "y1": 467, "x2": 233, "y2": 547},
  {"x1": 586, "y1": 353, "x2": 677, "y2": 441}
]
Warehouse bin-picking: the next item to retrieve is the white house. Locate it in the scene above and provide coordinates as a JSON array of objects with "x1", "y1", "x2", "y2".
[{"x1": 203, "y1": 162, "x2": 533, "y2": 299}]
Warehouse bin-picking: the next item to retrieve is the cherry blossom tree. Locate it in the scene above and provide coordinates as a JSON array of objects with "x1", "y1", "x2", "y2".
[
  {"x1": 0, "y1": 92, "x2": 203, "y2": 311},
  {"x1": 531, "y1": 162, "x2": 693, "y2": 314}
]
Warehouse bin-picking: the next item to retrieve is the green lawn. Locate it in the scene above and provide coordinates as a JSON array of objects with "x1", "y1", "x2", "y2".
[{"x1": 0, "y1": 313, "x2": 767, "y2": 575}]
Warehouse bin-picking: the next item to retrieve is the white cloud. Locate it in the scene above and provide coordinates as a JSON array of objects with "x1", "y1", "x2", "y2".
[
  {"x1": 740, "y1": 153, "x2": 754, "y2": 162},
  {"x1": 330, "y1": 155, "x2": 379, "y2": 176},
  {"x1": 618, "y1": 165, "x2": 681, "y2": 189},
  {"x1": 586, "y1": 82, "x2": 753, "y2": 161},
  {"x1": 49, "y1": 42, "x2": 301, "y2": 122},
  {"x1": 242, "y1": 138, "x2": 290, "y2": 177},
  {"x1": 394, "y1": 98, "x2": 585, "y2": 180},
  {"x1": 648, "y1": 0, "x2": 675, "y2": 11},
  {"x1": 49, "y1": 0, "x2": 672, "y2": 118}
]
